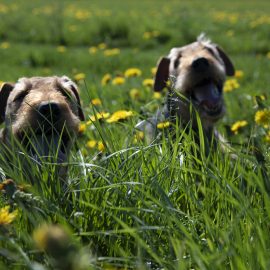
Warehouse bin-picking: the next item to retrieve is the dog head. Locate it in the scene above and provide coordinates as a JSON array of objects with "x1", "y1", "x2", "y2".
[
  {"x1": 0, "y1": 76, "x2": 84, "y2": 163},
  {"x1": 154, "y1": 35, "x2": 235, "y2": 129}
]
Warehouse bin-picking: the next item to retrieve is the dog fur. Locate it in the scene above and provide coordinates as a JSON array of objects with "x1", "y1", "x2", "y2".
[
  {"x1": 136, "y1": 35, "x2": 235, "y2": 148},
  {"x1": 0, "y1": 76, "x2": 84, "y2": 180}
]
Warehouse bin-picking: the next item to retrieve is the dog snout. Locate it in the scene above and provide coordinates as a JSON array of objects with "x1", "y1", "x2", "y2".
[
  {"x1": 37, "y1": 102, "x2": 60, "y2": 120},
  {"x1": 191, "y1": 57, "x2": 209, "y2": 72}
]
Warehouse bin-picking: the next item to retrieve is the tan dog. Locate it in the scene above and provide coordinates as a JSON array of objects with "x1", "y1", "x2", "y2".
[
  {"x1": 137, "y1": 35, "x2": 235, "y2": 148},
  {"x1": 0, "y1": 76, "x2": 84, "y2": 178}
]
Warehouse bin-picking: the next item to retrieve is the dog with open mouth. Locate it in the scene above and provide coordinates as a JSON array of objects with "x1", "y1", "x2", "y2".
[
  {"x1": 137, "y1": 34, "x2": 235, "y2": 149},
  {"x1": 0, "y1": 76, "x2": 84, "y2": 181}
]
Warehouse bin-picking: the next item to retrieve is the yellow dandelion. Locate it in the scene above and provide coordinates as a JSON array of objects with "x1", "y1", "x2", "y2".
[
  {"x1": 133, "y1": 131, "x2": 144, "y2": 143},
  {"x1": 234, "y1": 70, "x2": 244, "y2": 79},
  {"x1": 56, "y1": 45, "x2": 66, "y2": 53},
  {"x1": 231, "y1": 120, "x2": 248, "y2": 134},
  {"x1": 107, "y1": 110, "x2": 134, "y2": 123},
  {"x1": 87, "y1": 112, "x2": 110, "y2": 124},
  {"x1": 157, "y1": 121, "x2": 171, "y2": 129},
  {"x1": 87, "y1": 140, "x2": 97, "y2": 149},
  {"x1": 255, "y1": 109, "x2": 270, "y2": 127},
  {"x1": 0, "y1": 206, "x2": 18, "y2": 226},
  {"x1": 151, "y1": 67, "x2": 157, "y2": 75},
  {"x1": 224, "y1": 78, "x2": 240, "y2": 93},
  {"x1": 78, "y1": 123, "x2": 86, "y2": 133},
  {"x1": 112, "y1": 76, "x2": 125, "y2": 85},
  {"x1": 0, "y1": 42, "x2": 10, "y2": 49},
  {"x1": 266, "y1": 52, "x2": 270, "y2": 59},
  {"x1": 97, "y1": 141, "x2": 105, "y2": 152},
  {"x1": 143, "y1": 78, "x2": 154, "y2": 88},
  {"x1": 143, "y1": 31, "x2": 152, "y2": 40},
  {"x1": 153, "y1": 92, "x2": 162, "y2": 99},
  {"x1": 91, "y1": 98, "x2": 102, "y2": 106},
  {"x1": 74, "y1": 73, "x2": 86, "y2": 82},
  {"x1": 89, "y1": 46, "x2": 98, "y2": 54},
  {"x1": 264, "y1": 131, "x2": 270, "y2": 143},
  {"x1": 101, "y1": 73, "x2": 111, "y2": 86},
  {"x1": 103, "y1": 48, "x2": 120, "y2": 57},
  {"x1": 129, "y1": 88, "x2": 141, "y2": 100},
  {"x1": 98, "y1": 43, "x2": 107, "y2": 50},
  {"x1": 124, "y1": 68, "x2": 142, "y2": 78}
]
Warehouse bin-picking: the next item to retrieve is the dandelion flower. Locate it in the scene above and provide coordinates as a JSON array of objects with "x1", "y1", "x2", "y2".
[
  {"x1": 87, "y1": 112, "x2": 110, "y2": 124},
  {"x1": 98, "y1": 43, "x2": 107, "y2": 50},
  {"x1": 74, "y1": 73, "x2": 86, "y2": 82},
  {"x1": 143, "y1": 32, "x2": 151, "y2": 40},
  {"x1": 78, "y1": 123, "x2": 86, "y2": 133},
  {"x1": 129, "y1": 88, "x2": 141, "y2": 100},
  {"x1": 264, "y1": 131, "x2": 270, "y2": 143},
  {"x1": 133, "y1": 131, "x2": 144, "y2": 143},
  {"x1": 0, "y1": 206, "x2": 18, "y2": 226},
  {"x1": 112, "y1": 77, "x2": 125, "y2": 85},
  {"x1": 153, "y1": 92, "x2": 162, "y2": 99},
  {"x1": 87, "y1": 140, "x2": 97, "y2": 149},
  {"x1": 91, "y1": 98, "x2": 102, "y2": 106},
  {"x1": 143, "y1": 78, "x2": 154, "y2": 88},
  {"x1": 224, "y1": 78, "x2": 240, "y2": 93},
  {"x1": 56, "y1": 46, "x2": 66, "y2": 53},
  {"x1": 0, "y1": 42, "x2": 10, "y2": 49},
  {"x1": 103, "y1": 48, "x2": 120, "y2": 56},
  {"x1": 266, "y1": 52, "x2": 270, "y2": 59},
  {"x1": 124, "y1": 68, "x2": 142, "y2": 78},
  {"x1": 255, "y1": 109, "x2": 270, "y2": 127},
  {"x1": 89, "y1": 46, "x2": 98, "y2": 54},
  {"x1": 97, "y1": 141, "x2": 105, "y2": 152},
  {"x1": 151, "y1": 67, "x2": 157, "y2": 76},
  {"x1": 157, "y1": 121, "x2": 171, "y2": 129},
  {"x1": 107, "y1": 110, "x2": 134, "y2": 123},
  {"x1": 231, "y1": 120, "x2": 248, "y2": 134},
  {"x1": 101, "y1": 73, "x2": 111, "y2": 86},
  {"x1": 234, "y1": 70, "x2": 244, "y2": 79}
]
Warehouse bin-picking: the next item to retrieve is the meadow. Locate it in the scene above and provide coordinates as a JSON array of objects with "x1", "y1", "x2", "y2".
[{"x1": 1, "y1": 0, "x2": 270, "y2": 269}]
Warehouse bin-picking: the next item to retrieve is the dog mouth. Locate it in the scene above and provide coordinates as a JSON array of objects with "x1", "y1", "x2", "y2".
[
  {"x1": 19, "y1": 128, "x2": 72, "y2": 163},
  {"x1": 190, "y1": 79, "x2": 223, "y2": 118}
]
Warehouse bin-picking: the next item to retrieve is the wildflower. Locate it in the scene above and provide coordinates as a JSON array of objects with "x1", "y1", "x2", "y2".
[
  {"x1": 0, "y1": 206, "x2": 18, "y2": 226},
  {"x1": 224, "y1": 78, "x2": 240, "y2": 92},
  {"x1": 234, "y1": 70, "x2": 244, "y2": 79},
  {"x1": 129, "y1": 88, "x2": 141, "y2": 100},
  {"x1": 75, "y1": 10, "x2": 91, "y2": 20},
  {"x1": 97, "y1": 141, "x2": 105, "y2": 151},
  {"x1": 98, "y1": 43, "x2": 107, "y2": 50},
  {"x1": 153, "y1": 92, "x2": 162, "y2": 99},
  {"x1": 231, "y1": 120, "x2": 248, "y2": 134},
  {"x1": 103, "y1": 48, "x2": 120, "y2": 56},
  {"x1": 142, "y1": 78, "x2": 154, "y2": 88},
  {"x1": 0, "y1": 42, "x2": 10, "y2": 49},
  {"x1": 112, "y1": 76, "x2": 125, "y2": 85},
  {"x1": 87, "y1": 140, "x2": 97, "y2": 149},
  {"x1": 107, "y1": 110, "x2": 134, "y2": 123},
  {"x1": 255, "y1": 109, "x2": 270, "y2": 127},
  {"x1": 101, "y1": 73, "x2": 111, "y2": 86},
  {"x1": 74, "y1": 73, "x2": 86, "y2": 82},
  {"x1": 133, "y1": 131, "x2": 144, "y2": 143},
  {"x1": 91, "y1": 98, "x2": 102, "y2": 106},
  {"x1": 87, "y1": 112, "x2": 110, "y2": 124},
  {"x1": 264, "y1": 131, "x2": 270, "y2": 143},
  {"x1": 124, "y1": 68, "x2": 142, "y2": 78},
  {"x1": 78, "y1": 123, "x2": 86, "y2": 133},
  {"x1": 157, "y1": 121, "x2": 171, "y2": 129},
  {"x1": 267, "y1": 52, "x2": 270, "y2": 59},
  {"x1": 143, "y1": 32, "x2": 151, "y2": 40},
  {"x1": 151, "y1": 67, "x2": 157, "y2": 75},
  {"x1": 89, "y1": 46, "x2": 98, "y2": 54},
  {"x1": 56, "y1": 46, "x2": 66, "y2": 53}
]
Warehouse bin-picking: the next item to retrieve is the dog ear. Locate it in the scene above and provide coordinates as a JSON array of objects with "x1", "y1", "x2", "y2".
[
  {"x1": 154, "y1": 57, "x2": 170, "y2": 91},
  {"x1": 70, "y1": 85, "x2": 85, "y2": 121},
  {"x1": 0, "y1": 83, "x2": 14, "y2": 124},
  {"x1": 215, "y1": 46, "x2": 235, "y2": 76}
]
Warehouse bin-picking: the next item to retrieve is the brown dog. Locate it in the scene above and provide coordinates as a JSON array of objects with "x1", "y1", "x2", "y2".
[
  {"x1": 0, "y1": 76, "x2": 84, "y2": 180},
  {"x1": 137, "y1": 35, "x2": 235, "y2": 148}
]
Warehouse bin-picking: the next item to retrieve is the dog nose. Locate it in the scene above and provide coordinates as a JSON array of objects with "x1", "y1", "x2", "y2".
[
  {"x1": 38, "y1": 102, "x2": 60, "y2": 119},
  {"x1": 192, "y1": 57, "x2": 209, "y2": 72}
]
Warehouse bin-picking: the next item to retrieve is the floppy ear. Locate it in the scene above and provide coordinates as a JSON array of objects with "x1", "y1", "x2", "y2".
[
  {"x1": 154, "y1": 57, "x2": 170, "y2": 91},
  {"x1": 0, "y1": 83, "x2": 14, "y2": 124},
  {"x1": 216, "y1": 46, "x2": 235, "y2": 76}
]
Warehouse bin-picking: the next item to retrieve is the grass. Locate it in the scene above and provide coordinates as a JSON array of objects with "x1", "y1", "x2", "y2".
[{"x1": 1, "y1": 0, "x2": 270, "y2": 269}]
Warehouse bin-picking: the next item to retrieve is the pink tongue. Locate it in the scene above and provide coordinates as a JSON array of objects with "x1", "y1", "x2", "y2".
[{"x1": 193, "y1": 82, "x2": 220, "y2": 108}]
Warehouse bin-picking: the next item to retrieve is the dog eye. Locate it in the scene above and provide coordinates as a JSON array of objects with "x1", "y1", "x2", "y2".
[
  {"x1": 61, "y1": 89, "x2": 74, "y2": 101},
  {"x1": 174, "y1": 58, "x2": 180, "y2": 69},
  {"x1": 205, "y1": 46, "x2": 215, "y2": 56},
  {"x1": 13, "y1": 91, "x2": 28, "y2": 103}
]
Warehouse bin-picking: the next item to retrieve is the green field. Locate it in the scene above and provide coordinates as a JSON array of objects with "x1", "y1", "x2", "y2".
[{"x1": 1, "y1": 0, "x2": 270, "y2": 269}]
